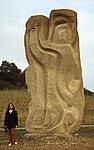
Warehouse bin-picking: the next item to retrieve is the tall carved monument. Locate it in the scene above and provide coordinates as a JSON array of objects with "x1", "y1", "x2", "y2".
[{"x1": 24, "y1": 9, "x2": 85, "y2": 134}]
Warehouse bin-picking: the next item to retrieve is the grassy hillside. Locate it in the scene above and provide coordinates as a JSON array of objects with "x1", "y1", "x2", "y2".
[
  {"x1": 0, "y1": 89, "x2": 31, "y2": 127},
  {"x1": 84, "y1": 95, "x2": 94, "y2": 124},
  {"x1": 0, "y1": 90, "x2": 94, "y2": 127}
]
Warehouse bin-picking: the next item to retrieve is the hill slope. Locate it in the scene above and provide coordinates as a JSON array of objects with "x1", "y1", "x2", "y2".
[{"x1": 0, "y1": 90, "x2": 31, "y2": 127}]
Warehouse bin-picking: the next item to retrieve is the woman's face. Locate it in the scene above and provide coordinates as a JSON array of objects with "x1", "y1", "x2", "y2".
[{"x1": 9, "y1": 103, "x2": 13, "y2": 110}]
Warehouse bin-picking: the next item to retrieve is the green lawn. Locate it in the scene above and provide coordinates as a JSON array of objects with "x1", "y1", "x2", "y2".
[{"x1": 0, "y1": 90, "x2": 94, "y2": 128}]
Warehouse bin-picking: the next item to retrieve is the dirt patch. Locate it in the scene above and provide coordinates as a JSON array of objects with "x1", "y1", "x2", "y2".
[{"x1": 0, "y1": 134, "x2": 94, "y2": 150}]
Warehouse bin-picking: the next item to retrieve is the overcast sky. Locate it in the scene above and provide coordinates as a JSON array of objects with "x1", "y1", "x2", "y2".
[{"x1": 0, "y1": 0, "x2": 94, "y2": 91}]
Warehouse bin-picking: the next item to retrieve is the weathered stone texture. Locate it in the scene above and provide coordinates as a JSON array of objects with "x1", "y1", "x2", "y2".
[{"x1": 24, "y1": 9, "x2": 85, "y2": 134}]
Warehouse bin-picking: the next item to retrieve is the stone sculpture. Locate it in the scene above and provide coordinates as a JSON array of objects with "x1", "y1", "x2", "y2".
[{"x1": 24, "y1": 9, "x2": 85, "y2": 134}]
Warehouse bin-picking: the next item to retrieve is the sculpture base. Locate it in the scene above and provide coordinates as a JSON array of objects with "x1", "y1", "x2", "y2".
[
  {"x1": 25, "y1": 133, "x2": 70, "y2": 140},
  {"x1": 25, "y1": 133, "x2": 84, "y2": 147}
]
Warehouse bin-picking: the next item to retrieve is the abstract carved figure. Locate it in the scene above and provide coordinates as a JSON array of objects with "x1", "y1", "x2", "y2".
[{"x1": 24, "y1": 9, "x2": 85, "y2": 134}]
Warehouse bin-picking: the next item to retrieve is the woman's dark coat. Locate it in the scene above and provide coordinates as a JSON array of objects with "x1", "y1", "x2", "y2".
[{"x1": 4, "y1": 110, "x2": 18, "y2": 128}]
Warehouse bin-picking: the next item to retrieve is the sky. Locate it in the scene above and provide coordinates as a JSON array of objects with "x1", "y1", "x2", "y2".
[{"x1": 0, "y1": 0, "x2": 94, "y2": 91}]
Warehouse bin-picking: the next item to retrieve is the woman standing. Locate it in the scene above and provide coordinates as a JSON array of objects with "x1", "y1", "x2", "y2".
[{"x1": 4, "y1": 103, "x2": 18, "y2": 146}]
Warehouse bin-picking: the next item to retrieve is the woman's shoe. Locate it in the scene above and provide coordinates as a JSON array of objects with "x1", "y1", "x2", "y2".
[
  {"x1": 8, "y1": 143, "x2": 12, "y2": 146},
  {"x1": 14, "y1": 141, "x2": 18, "y2": 145}
]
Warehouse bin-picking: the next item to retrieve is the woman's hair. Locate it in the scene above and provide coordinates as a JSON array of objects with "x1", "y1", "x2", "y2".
[{"x1": 7, "y1": 103, "x2": 15, "y2": 111}]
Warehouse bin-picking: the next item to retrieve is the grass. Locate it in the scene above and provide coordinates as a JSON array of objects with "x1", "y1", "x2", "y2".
[
  {"x1": 0, "y1": 129, "x2": 27, "y2": 142},
  {"x1": 83, "y1": 95, "x2": 94, "y2": 125},
  {"x1": 0, "y1": 126, "x2": 94, "y2": 143},
  {"x1": 78, "y1": 126, "x2": 94, "y2": 139},
  {"x1": 0, "y1": 89, "x2": 31, "y2": 127},
  {"x1": 0, "y1": 90, "x2": 94, "y2": 128}
]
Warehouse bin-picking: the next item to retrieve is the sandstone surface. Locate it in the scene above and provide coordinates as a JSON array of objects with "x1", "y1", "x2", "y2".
[{"x1": 24, "y1": 9, "x2": 85, "y2": 134}]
